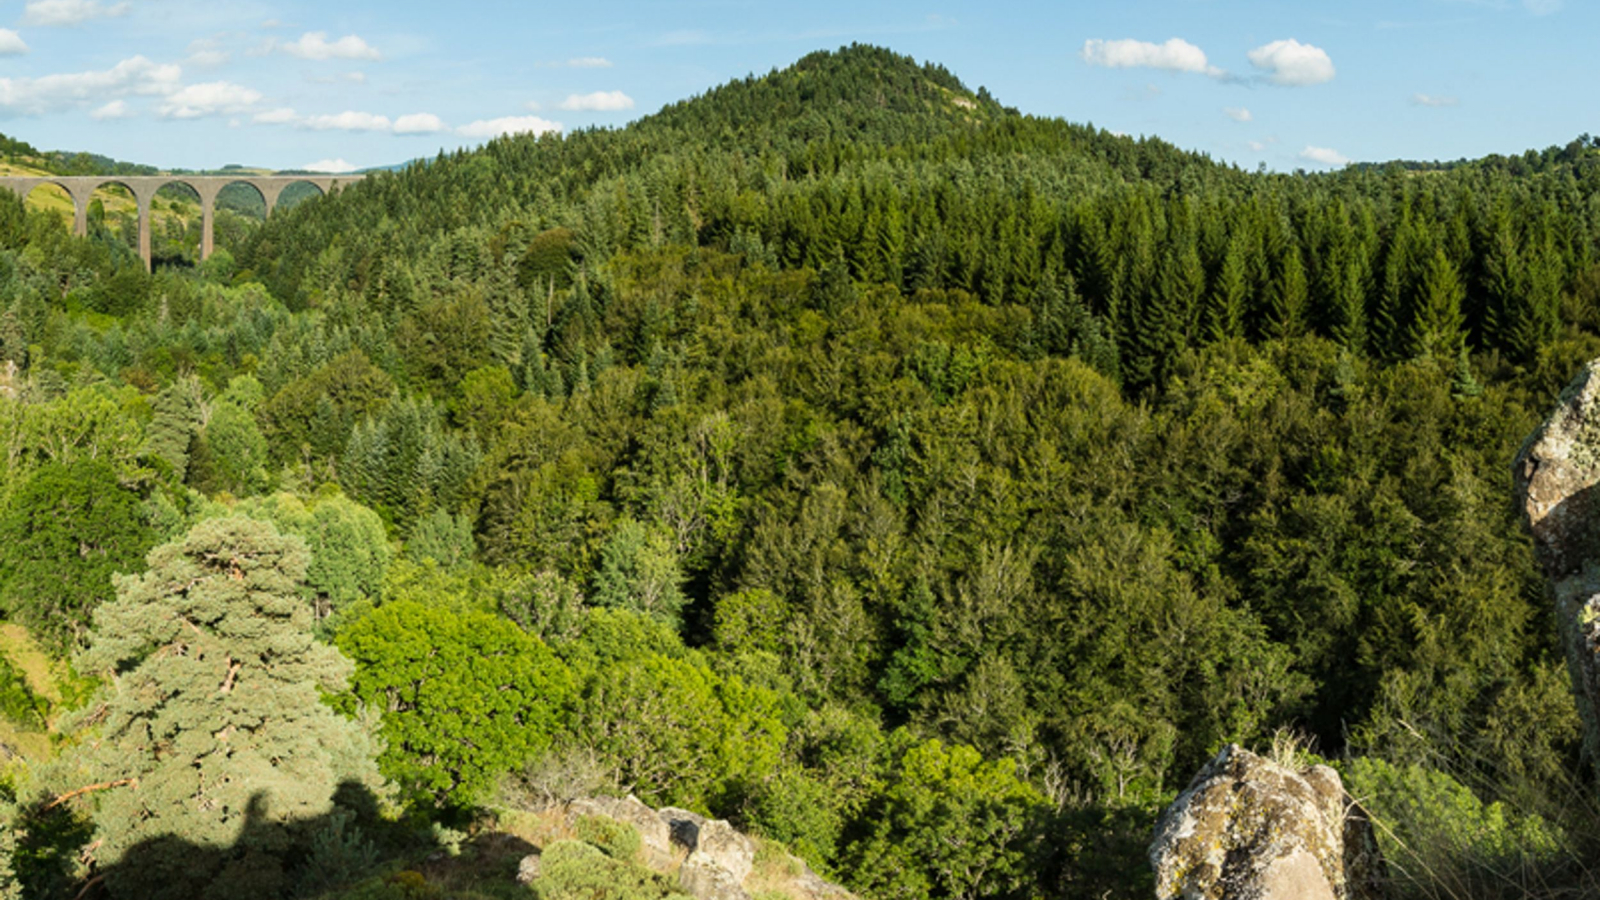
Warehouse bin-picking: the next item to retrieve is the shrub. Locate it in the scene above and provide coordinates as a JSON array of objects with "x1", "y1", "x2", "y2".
[
  {"x1": 532, "y1": 840, "x2": 681, "y2": 900},
  {"x1": 574, "y1": 814, "x2": 642, "y2": 861}
]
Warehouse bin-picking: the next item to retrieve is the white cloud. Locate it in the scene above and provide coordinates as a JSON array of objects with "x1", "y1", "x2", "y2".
[
  {"x1": 1525, "y1": 0, "x2": 1562, "y2": 14},
  {"x1": 158, "y1": 81, "x2": 262, "y2": 119},
  {"x1": 302, "y1": 158, "x2": 357, "y2": 173},
  {"x1": 252, "y1": 106, "x2": 297, "y2": 124},
  {"x1": 559, "y1": 90, "x2": 634, "y2": 111},
  {"x1": 1224, "y1": 106, "x2": 1252, "y2": 122},
  {"x1": 90, "y1": 99, "x2": 130, "y2": 119},
  {"x1": 1080, "y1": 38, "x2": 1221, "y2": 76},
  {"x1": 308, "y1": 70, "x2": 367, "y2": 85},
  {"x1": 0, "y1": 29, "x2": 28, "y2": 55},
  {"x1": 1411, "y1": 93, "x2": 1458, "y2": 107},
  {"x1": 0, "y1": 55, "x2": 181, "y2": 115},
  {"x1": 20, "y1": 0, "x2": 128, "y2": 26},
  {"x1": 1300, "y1": 145, "x2": 1351, "y2": 167},
  {"x1": 457, "y1": 115, "x2": 563, "y2": 139},
  {"x1": 186, "y1": 37, "x2": 228, "y2": 67},
  {"x1": 393, "y1": 112, "x2": 446, "y2": 134},
  {"x1": 525, "y1": 100, "x2": 542, "y2": 111},
  {"x1": 1247, "y1": 140, "x2": 1268, "y2": 152},
  {"x1": 303, "y1": 110, "x2": 391, "y2": 131},
  {"x1": 1247, "y1": 38, "x2": 1335, "y2": 86},
  {"x1": 281, "y1": 31, "x2": 380, "y2": 61},
  {"x1": 568, "y1": 56, "x2": 612, "y2": 68}
]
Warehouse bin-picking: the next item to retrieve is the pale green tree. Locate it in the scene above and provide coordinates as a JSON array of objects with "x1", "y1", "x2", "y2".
[{"x1": 64, "y1": 517, "x2": 385, "y2": 900}]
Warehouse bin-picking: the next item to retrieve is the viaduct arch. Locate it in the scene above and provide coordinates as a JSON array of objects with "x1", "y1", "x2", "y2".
[{"x1": 0, "y1": 174, "x2": 364, "y2": 272}]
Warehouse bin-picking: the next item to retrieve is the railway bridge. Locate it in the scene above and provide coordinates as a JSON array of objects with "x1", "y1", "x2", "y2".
[{"x1": 0, "y1": 174, "x2": 364, "y2": 271}]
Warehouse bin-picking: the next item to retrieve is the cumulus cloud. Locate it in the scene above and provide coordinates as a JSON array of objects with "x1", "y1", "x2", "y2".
[
  {"x1": 252, "y1": 107, "x2": 297, "y2": 124},
  {"x1": 0, "y1": 55, "x2": 181, "y2": 115},
  {"x1": 1248, "y1": 38, "x2": 1335, "y2": 86},
  {"x1": 457, "y1": 115, "x2": 563, "y2": 139},
  {"x1": 20, "y1": 0, "x2": 129, "y2": 26},
  {"x1": 90, "y1": 99, "x2": 130, "y2": 119},
  {"x1": 558, "y1": 90, "x2": 634, "y2": 111},
  {"x1": 393, "y1": 112, "x2": 446, "y2": 134},
  {"x1": 157, "y1": 81, "x2": 262, "y2": 118},
  {"x1": 281, "y1": 31, "x2": 380, "y2": 61},
  {"x1": 1411, "y1": 93, "x2": 1458, "y2": 107},
  {"x1": 255, "y1": 107, "x2": 452, "y2": 136},
  {"x1": 303, "y1": 110, "x2": 391, "y2": 131},
  {"x1": 1247, "y1": 140, "x2": 1268, "y2": 152},
  {"x1": 1224, "y1": 106, "x2": 1252, "y2": 122},
  {"x1": 1080, "y1": 38, "x2": 1222, "y2": 76},
  {"x1": 1300, "y1": 145, "x2": 1351, "y2": 167},
  {"x1": 568, "y1": 56, "x2": 612, "y2": 68},
  {"x1": 302, "y1": 158, "x2": 358, "y2": 173},
  {"x1": 0, "y1": 29, "x2": 29, "y2": 55}
]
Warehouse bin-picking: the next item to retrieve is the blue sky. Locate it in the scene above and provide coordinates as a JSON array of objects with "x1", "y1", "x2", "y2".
[{"x1": 0, "y1": 0, "x2": 1591, "y2": 172}]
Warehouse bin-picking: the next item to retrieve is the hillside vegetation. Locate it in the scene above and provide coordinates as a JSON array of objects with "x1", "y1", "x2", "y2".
[{"x1": 2, "y1": 44, "x2": 1599, "y2": 899}]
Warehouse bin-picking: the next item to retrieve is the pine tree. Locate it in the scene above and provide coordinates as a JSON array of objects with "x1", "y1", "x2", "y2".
[{"x1": 66, "y1": 517, "x2": 385, "y2": 900}]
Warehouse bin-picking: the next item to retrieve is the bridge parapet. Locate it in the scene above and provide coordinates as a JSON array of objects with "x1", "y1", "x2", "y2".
[{"x1": 0, "y1": 174, "x2": 365, "y2": 271}]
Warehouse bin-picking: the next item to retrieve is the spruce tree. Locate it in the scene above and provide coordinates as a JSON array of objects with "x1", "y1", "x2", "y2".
[
  {"x1": 66, "y1": 517, "x2": 385, "y2": 900},
  {"x1": 1410, "y1": 248, "x2": 1468, "y2": 361}
]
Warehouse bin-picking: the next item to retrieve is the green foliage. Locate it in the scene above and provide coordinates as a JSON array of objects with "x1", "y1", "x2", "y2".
[
  {"x1": 574, "y1": 649, "x2": 787, "y2": 810},
  {"x1": 342, "y1": 393, "x2": 481, "y2": 532},
  {"x1": 336, "y1": 600, "x2": 574, "y2": 806},
  {"x1": 0, "y1": 653, "x2": 45, "y2": 728},
  {"x1": 259, "y1": 348, "x2": 394, "y2": 465},
  {"x1": 66, "y1": 516, "x2": 386, "y2": 900},
  {"x1": 210, "y1": 490, "x2": 392, "y2": 625},
  {"x1": 404, "y1": 508, "x2": 476, "y2": 568},
  {"x1": 590, "y1": 518, "x2": 687, "y2": 628},
  {"x1": 142, "y1": 374, "x2": 203, "y2": 482},
  {"x1": 532, "y1": 840, "x2": 684, "y2": 900},
  {"x1": 841, "y1": 736, "x2": 1047, "y2": 900},
  {"x1": 0, "y1": 789, "x2": 17, "y2": 900},
  {"x1": 1342, "y1": 757, "x2": 1584, "y2": 900},
  {"x1": 191, "y1": 376, "x2": 272, "y2": 496},
  {"x1": 573, "y1": 814, "x2": 642, "y2": 860},
  {"x1": 8, "y1": 45, "x2": 1600, "y2": 900},
  {"x1": 293, "y1": 808, "x2": 381, "y2": 897},
  {"x1": 0, "y1": 458, "x2": 156, "y2": 650}
]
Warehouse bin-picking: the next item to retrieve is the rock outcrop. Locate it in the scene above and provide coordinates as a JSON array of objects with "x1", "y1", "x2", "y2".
[
  {"x1": 1514, "y1": 359, "x2": 1600, "y2": 775},
  {"x1": 1149, "y1": 745, "x2": 1384, "y2": 900},
  {"x1": 536, "y1": 794, "x2": 850, "y2": 900}
]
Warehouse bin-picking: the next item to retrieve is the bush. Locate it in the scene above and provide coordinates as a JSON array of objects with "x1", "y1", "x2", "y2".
[
  {"x1": 1342, "y1": 756, "x2": 1592, "y2": 900},
  {"x1": 532, "y1": 840, "x2": 681, "y2": 900},
  {"x1": 573, "y1": 814, "x2": 641, "y2": 861}
]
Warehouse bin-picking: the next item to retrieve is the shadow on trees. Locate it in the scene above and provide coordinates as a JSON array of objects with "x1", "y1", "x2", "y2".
[{"x1": 14, "y1": 781, "x2": 474, "y2": 900}]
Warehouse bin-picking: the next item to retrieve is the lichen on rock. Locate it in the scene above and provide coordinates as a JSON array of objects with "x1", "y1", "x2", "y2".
[
  {"x1": 1149, "y1": 745, "x2": 1384, "y2": 900},
  {"x1": 1515, "y1": 358, "x2": 1600, "y2": 777}
]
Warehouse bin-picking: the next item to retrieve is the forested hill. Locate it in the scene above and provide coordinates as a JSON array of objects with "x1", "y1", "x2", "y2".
[{"x1": 5, "y1": 43, "x2": 1600, "y2": 900}]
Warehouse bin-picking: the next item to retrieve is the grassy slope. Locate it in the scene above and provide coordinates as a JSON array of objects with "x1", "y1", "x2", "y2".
[{"x1": 0, "y1": 624, "x2": 59, "y2": 759}]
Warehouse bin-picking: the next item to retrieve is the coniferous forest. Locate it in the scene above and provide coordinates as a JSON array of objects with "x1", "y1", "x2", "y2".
[{"x1": 4, "y1": 44, "x2": 1600, "y2": 899}]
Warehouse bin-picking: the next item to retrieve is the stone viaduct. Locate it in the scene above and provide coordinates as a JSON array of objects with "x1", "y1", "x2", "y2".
[{"x1": 0, "y1": 174, "x2": 364, "y2": 271}]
